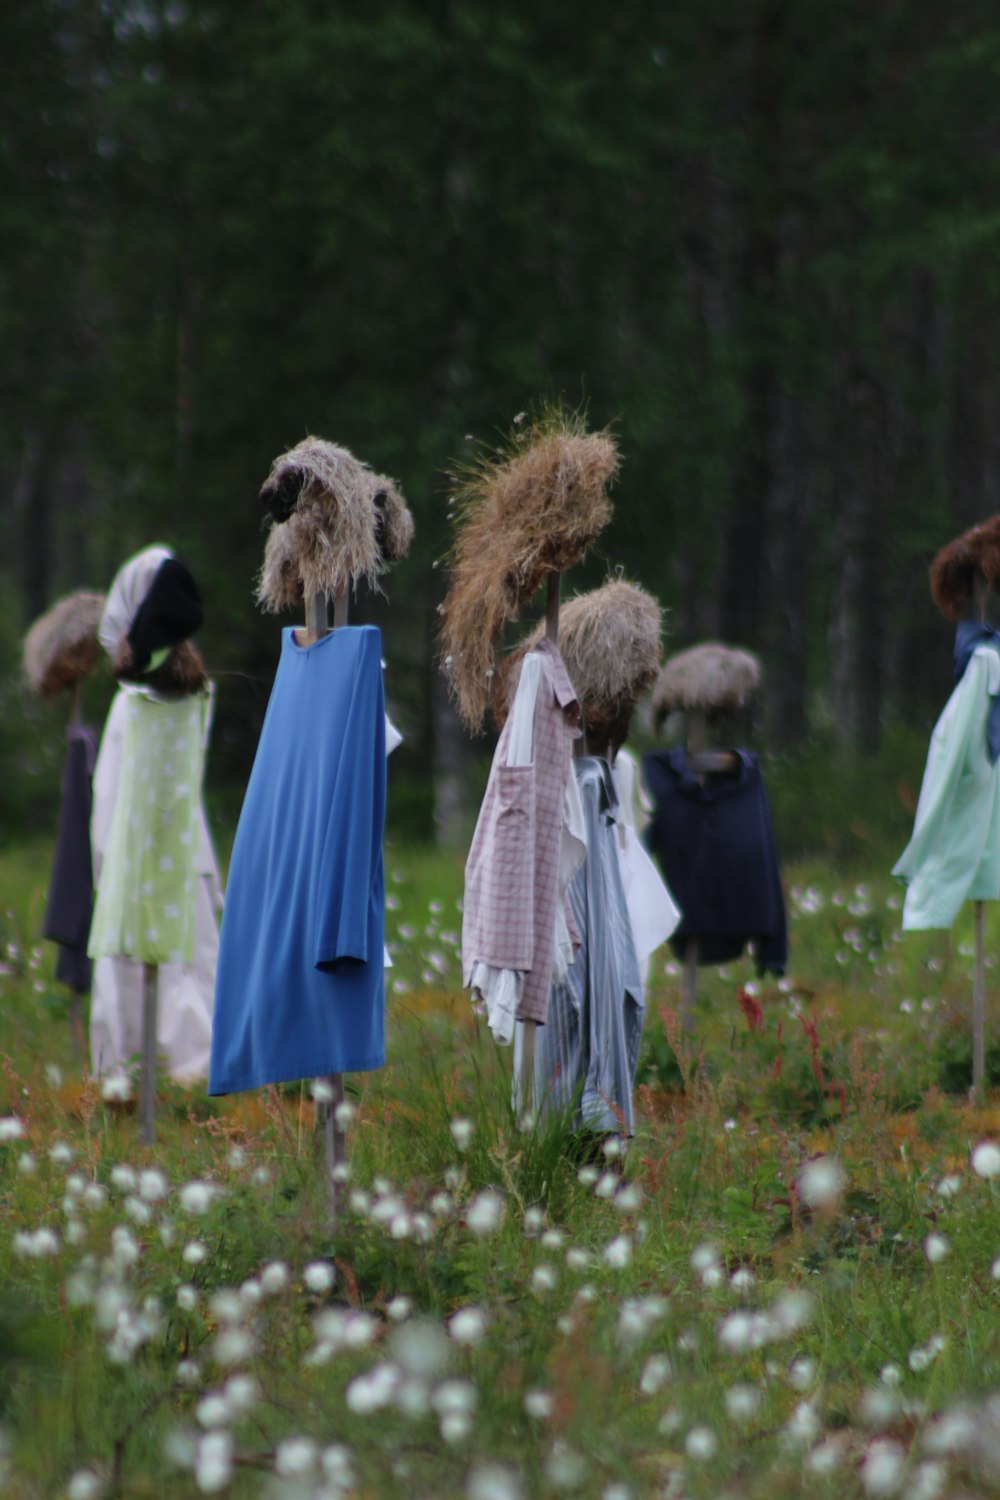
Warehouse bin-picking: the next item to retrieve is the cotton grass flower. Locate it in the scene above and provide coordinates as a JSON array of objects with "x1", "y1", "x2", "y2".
[
  {"x1": 466, "y1": 1463, "x2": 524, "y2": 1500},
  {"x1": 110, "y1": 1165, "x2": 137, "y2": 1192},
  {"x1": 924, "y1": 1232, "x2": 950, "y2": 1264},
  {"x1": 18, "y1": 1152, "x2": 36, "y2": 1175},
  {"x1": 275, "y1": 1436, "x2": 319, "y2": 1477},
  {"x1": 725, "y1": 1383, "x2": 761, "y2": 1421},
  {"x1": 639, "y1": 1354, "x2": 673, "y2": 1395},
  {"x1": 66, "y1": 1469, "x2": 104, "y2": 1500},
  {"x1": 466, "y1": 1190, "x2": 505, "y2": 1237},
  {"x1": 972, "y1": 1140, "x2": 1000, "y2": 1178},
  {"x1": 345, "y1": 1363, "x2": 400, "y2": 1414},
  {"x1": 138, "y1": 1167, "x2": 168, "y2": 1202},
  {"x1": 524, "y1": 1389, "x2": 554, "y2": 1418},
  {"x1": 0, "y1": 1116, "x2": 25, "y2": 1142},
  {"x1": 603, "y1": 1235, "x2": 632, "y2": 1269},
  {"x1": 860, "y1": 1439, "x2": 906, "y2": 1496},
  {"x1": 387, "y1": 1296, "x2": 412, "y2": 1322},
  {"x1": 179, "y1": 1181, "x2": 218, "y2": 1214},
  {"x1": 182, "y1": 1241, "x2": 207, "y2": 1266},
  {"x1": 545, "y1": 1443, "x2": 586, "y2": 1489},
  {"x1": 449, "y1": 1305, "x2": 488, "y2": 1345},
  {"x1": 531, "y1": 1263, "x2": 558, "y2": 1294},
  {"x1": 194, "y1": 1431, "x2": 232, "y2": 1493},
  {"x1": 303, "y1": 1260, "x2": 335, "y2": 1293},
  {"x1": 176, "y1": 1284, "x2": 198, "y2": 1312},
  {"x1": 798, "y1": 1155, "x2": 847, "y2": 1209},
  {"x1": 684, "y1": 1426, "x2": 718, "y2": 1461},
  {"x1": 260, "y1": 1260, "x2": 290, "y2": 1294}
]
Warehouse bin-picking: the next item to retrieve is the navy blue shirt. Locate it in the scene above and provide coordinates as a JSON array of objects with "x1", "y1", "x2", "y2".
[{"x1": 642, "y1": 748, "x2": 787, "y2": 974}]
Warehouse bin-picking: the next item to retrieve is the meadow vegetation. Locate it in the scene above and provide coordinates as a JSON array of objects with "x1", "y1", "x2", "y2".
[{"x1": 3, "y1": 770, "x2": 1000, "y2": 1498}]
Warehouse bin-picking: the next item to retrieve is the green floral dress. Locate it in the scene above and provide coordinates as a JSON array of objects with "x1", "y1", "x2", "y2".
[{"x1": 89, "y1": 689, "x2": 209, "y2": 964}]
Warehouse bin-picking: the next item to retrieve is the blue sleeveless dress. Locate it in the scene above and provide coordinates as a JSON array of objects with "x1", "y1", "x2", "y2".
[{"x1": 210, "y1": 626, "x2": 386, "y2": 1093}]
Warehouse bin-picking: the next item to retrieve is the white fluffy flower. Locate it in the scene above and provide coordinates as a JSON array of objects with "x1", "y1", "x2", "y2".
[
  {"x1": 450, "y1": 1117, "x2": 474, "y2": 1150},
  {"x1": 924, "y1": 1233, "x2": 950, "y2": 1264},
  {"x1": 275, "y1": 1436, "x2": 318, "y2": 1477},
  {"x1": 179, "y1": 1181, "x2": 218, "y2": 1215},
  {"x1": 639, "y1": 1354, "x2": 672, "y2": 1395},
  {"x1": 603, "y1": 1235, "x2": 632, "y2": 1269},
  {"x1": 0, "y1": 1116, "x2": 25, "y2": 1142},
  {"x1": 66, "y1": 1469, "x2": 104, "y2": 1499},
  {"x1": 196, "y1": 1394, "x2": 231, "y2": 1429},
  {"x1": 725, "y1": 1383, "x2": 761, "y2": 1421},
  {"x1": 684, "y1": 1426, "x2": 718, "y2": 1461},
  {"x1": 860, "y1": 1439, "x2": 906, "y2": 1496},
  {"x1": 387, "y1": 1295, "x2": 412, "y2": 1322},
  {"x1": 182, "y1": 1241, "x2": 207, "y2": 1266},
  {"x1": 524, "y1": 1389, "x2": 553, "y2": 1418},
  {"x1": 260, "y1": 1261, "x2": 290, "y2": 1295},
  {"x1": 195, "y1": 1431, "x2": 232, "y2": 1493},
  {"x1": 176, "y1": 1284, "x2": 198, "y2": 1312},
  {"x1": 449, "y1": 1305, "x2": 488, "y2": 1345},
  {"x1": 303, "y1": 1261, "x2": 335, "y2": 1293},
  {"x1": 531, "y1": 1263, "x2": 558, "y2": 1294},
  {"x1": 798, "y1": 1156, "x2": 846, "y2": 1209},
  {"x1": 138, "y1": 1168, "x2": 168, "y2": 1203},
  {"x1": 466, "y1": 1190, "x2": 505, "y2": 1237},
  {"x1": 972, "y1": 1141, "x2": 1000, "y2": 1178},
  {"x1": 467, "y1": 1464, "x2": 523, "y2": 1500},
  {"x1": 110, "y1": 1165, "x2": 137, "y2": 1192}
]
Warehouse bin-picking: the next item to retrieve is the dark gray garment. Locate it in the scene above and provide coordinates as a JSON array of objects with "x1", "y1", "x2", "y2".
[
  {"x1": 528, "y1": 756, "x2": 644, "y2": 1135},
  {"x1": 43, "y1": 725, "x2": 97, "y2": 994}
]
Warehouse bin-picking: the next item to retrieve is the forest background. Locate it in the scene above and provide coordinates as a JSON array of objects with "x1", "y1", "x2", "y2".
[{"x1": 4, "y1": 0, "x2": 1000, "y2": 852}]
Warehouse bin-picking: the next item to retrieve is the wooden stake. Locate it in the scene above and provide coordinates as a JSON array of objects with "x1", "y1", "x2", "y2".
[
  {"x1": 306, "y1": 585, "x2": 350, "y2": 1224},
  {"x1": 140, "y1": 962, "x2": 158, "y2": 1144},
  {"x1": 973, "y1": 899, "x2": 986, "y2": 1100}
]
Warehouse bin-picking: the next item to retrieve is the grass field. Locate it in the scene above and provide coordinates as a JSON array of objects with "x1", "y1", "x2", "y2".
[{"x1": 3, "y1": 830, "x2": 1000, "y2": 1499}]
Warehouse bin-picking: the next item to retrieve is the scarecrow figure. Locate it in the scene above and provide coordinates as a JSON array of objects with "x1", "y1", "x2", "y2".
[
  {"x1": 209, "y1": 436, "x2": 412, "y2": 1213},
  {"x1": 440, "y1": 407, "x2": 618, "y2": 1099},
  {"x1": 88, "y1": 546, "x2": 219, "y2": 1093},
  {"x1": 498, "y1": 579, "x2": 678, "y2": 1136},
  {"x1": 643, "y1": 642, "x2": 786, "y2": 1025},
  {"x1": 23, "y1": 589, "x2": 106, "y2": 1057},
  {"x1": 894, "y1": 514, "x2": 1000, "y2": 1094}
]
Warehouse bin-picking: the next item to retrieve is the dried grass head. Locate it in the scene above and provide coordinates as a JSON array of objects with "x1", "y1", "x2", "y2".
[
  {"x1": 257, "y1": 436, "x2": 413, "y2": 610},
  {"x1": 495, "y1": 579, "x2": 662, "y2": 751},
  {"x1": 653, "y1": 642, "x2": 761, "y2": 725},
  {"x1": 23, "y1": 590, "x2": 106, "y2": 699},
  {"x1": 440, "y1": 406, "x2": 618, "y2": 730},
  {"x1": 930, "y1": 514, "x2": 1000, "y2": 621}
]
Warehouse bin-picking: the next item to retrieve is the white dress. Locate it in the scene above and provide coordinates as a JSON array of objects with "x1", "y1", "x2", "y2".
[{"x1": 89, "y1": 687, "x2": 221, "y2": 1082}]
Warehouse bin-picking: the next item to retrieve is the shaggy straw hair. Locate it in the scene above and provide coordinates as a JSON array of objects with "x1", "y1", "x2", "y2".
[
  {"x1": 930, "y1": 515, "x2": 1000, "y2": 621},
  {"x1": 23, "y1": 591, "x2": 106, "y2": 699},
  {"x1": 653, "y1": 642, "x2": 761, "y2": 722},
  {"x1": 257, "y1": 437, "x2": 413, "y2": 610},
  {"x1": 496, "y1": 580, "x2": 663, "y2": 749},
  {"x1": 440, "y1": 408, "x2": 618, "y2": 730}
]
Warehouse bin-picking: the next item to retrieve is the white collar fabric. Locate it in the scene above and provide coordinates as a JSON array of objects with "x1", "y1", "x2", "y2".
[{"x1": 98, "y1": 544, "x2": 174, "y2": 657}]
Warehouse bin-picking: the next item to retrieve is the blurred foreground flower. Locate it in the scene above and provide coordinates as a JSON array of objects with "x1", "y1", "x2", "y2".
[
  {"x1": 972, "y1": 1141, "x2": 1000, "y2": 1178},
  {"x1": 798, "y1": 1156, "x2": 846, "y2": 1209}
]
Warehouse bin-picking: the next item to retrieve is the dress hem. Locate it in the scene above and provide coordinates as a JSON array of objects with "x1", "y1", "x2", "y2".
[{"x1": 209, "y1": 1053, "x2": 385, "y2": 1096}]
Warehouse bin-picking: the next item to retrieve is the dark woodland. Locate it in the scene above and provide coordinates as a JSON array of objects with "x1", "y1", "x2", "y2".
[{"x1": 4, "y1": 0, "x2": 1000, "y2": 840}]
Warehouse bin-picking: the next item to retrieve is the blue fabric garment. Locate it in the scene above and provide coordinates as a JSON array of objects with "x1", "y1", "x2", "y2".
[
  {"x1": 210, "y1": 626, "x2": 386, "y2": 1094},
  {"x1": 954, "y1": 621, "x2": 1000, "y2": 763},
  {"x1": 642, "y1": 747, "x2": 787, "y2": 974}
]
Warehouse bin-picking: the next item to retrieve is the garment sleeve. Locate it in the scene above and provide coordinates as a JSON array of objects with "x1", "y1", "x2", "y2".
[
  {"x1": 314, "y1": 636, "x2": 386, "y2": 969},
  {"x1": 754, "y1": 775, "x2": 787, "y2": 974}
]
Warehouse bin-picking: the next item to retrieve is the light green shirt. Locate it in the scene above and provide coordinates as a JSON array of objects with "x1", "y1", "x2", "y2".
[
  {"x1": 89, "y1": 688, "x2": 209, "y2": 964},
  {"x1": 894, "y1": 646, "x2": 1000, "y2": 930}
]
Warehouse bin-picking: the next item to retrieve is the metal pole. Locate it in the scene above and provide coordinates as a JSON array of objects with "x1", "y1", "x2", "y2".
[
  {"x1": 140, "y1": 962, "x2": 158, "y2": 1144},
  {"x1": 974, "y1": 899, "x2": 986, "y2": 1099}
]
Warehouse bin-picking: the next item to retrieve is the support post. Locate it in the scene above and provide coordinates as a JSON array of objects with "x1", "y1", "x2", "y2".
[
  {"x1": 973, "y1": 899, "x2": 986, "y2": 1100},
  {"x1": 306, "y1": 585, "x2": 350, "y2": 1224},
  {"x1": 517, "y1": 1020, "x2": 537, "y2": 1125},
  {"x1": 140, "y1": 962, "x2": 158, "y2": 1144}
]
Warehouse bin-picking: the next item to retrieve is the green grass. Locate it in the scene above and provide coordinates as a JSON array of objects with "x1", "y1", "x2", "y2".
[{"x1": 3, "y1": 834, "x2": 1000, "y2": 1498}]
